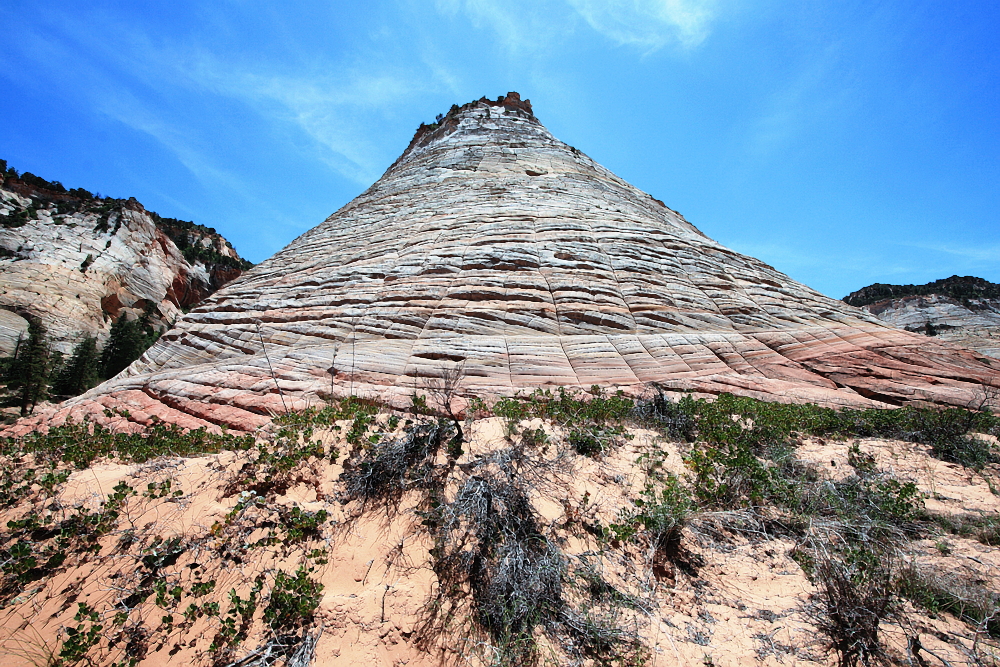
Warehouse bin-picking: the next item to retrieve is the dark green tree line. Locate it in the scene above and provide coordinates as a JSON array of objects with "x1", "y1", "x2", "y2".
[
  {"x1": 1, "y1": 311, "x2": 162, "y2": 416},
  {"x1": 5, "y1": 319, "x2": 54, "y2": 416},
  {"x1": 99, "y1": 310, "x2": 160, "y2": 379},
  {"x1": 51, "y1": 336, "x2": 100, "y2": 398}
]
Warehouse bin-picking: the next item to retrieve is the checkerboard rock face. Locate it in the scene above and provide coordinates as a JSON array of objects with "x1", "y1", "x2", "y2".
[{"x1": 21, "y1": 93, "x2": 1000, "y2": 432}]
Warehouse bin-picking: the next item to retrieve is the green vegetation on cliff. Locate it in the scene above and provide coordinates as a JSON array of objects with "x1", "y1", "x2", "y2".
[
  {"x1": 843, "y1": 275, "x2": 1000, "y2": 308},
  {"x1": 1, "y1": 157, "x2": 252, "y2": 271}
]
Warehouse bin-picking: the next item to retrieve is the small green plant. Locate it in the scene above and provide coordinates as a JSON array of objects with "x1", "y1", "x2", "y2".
[
  {"x1": 410, "y1": 393, "x2": 432, "y2": 416},
  {"x1": 212, "y1": 578, "x2": 263, "y2": 651},
  {"x1": 280, "y1": 506, "x2": 328, "y2": 543},
  {"x1": 143, "y1": 478, "x2": 182, "y2": 499},
  {"x1": 58, "y1": 603, "x2": 103, "y2": 665},
  {"x1": 569, "y1": 429, "x2": 604, "y2": 457},
  {"x1": 190, "y1": 580, "x2": 216, "y2": 597},
  {"x1": 264, "y1": 567, "x2": 323, "y2": 633},
  {"x1": 606, "y1": 475, "x2": 692, "y2": 551},
  {"x1": 520, "y1": 426, "x2": 548, "y2": 448}
]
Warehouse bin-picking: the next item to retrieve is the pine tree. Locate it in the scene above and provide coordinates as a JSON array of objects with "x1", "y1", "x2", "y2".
[
  {"x1": 100, "y1": 316, "x2": 145, "y2": 379},
  {"x1": 7, "y1": 318, "x2": 52, "y2": 416},
  {"x1": 99, "y1": 308, "x2": 160, "y2": 380},
  {"x1": 52, "y1": 335, "x2": 100, "y2": 397}
]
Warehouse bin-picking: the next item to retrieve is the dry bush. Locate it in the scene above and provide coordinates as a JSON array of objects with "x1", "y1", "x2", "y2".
[
  {"x1": 418, "y1": 361, "x2": 467, "y2": 458},
  {"x1": 418, "y1": 441, "x2": 645, "y2": 666},
  {"x1": 898, "y1": 561, "x2": 1000, "y2": 639},
  {"x1": 809, "y1": 540, "x2": 898, "y2": 667},
  {"x1": 339, "y1": 421, "x2": 449, "y2": 512}
]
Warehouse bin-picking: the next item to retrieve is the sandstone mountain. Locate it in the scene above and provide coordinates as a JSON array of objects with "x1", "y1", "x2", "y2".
[
  {"x1": 844, "y1": 276, "x2": 1000, "y2": 360},
  {"x1": 0, "y1": 163, "x2": 251, "y2": 356},
  {"x1": 19, "y1": 93, "x2": 1000, "y2": 434}
]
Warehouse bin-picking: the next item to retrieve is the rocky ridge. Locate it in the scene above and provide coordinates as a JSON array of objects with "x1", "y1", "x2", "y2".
[
  {"x1": 845, "y1": 276, "x2": 1000, "y2": 360},
  {"x1": 16, "y1": 93, "x2": 1000, "y2": 434},
  {"x1": 0, "y1": 166, "x2": 251, "y2": 355}
]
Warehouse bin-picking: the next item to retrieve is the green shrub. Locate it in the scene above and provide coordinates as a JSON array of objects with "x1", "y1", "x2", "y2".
[
  {"x1": 1, "y1": 419, "x2": 254, "y2": 469},
  {"x1": 606, "y1": 474, "x2": 693, "y2": 558},
  {"x1": 683, "y1": 440, "x2": 783, "y2": 508},
  {"x1": 569, "y1": 429, "x2": 604, "y2": 457},
  {"x1": 823, "y1": 476, "x2": 924, "y2": 526},
  {"x1": 264, "y1": 567, "x2": 323, "y2": 633},
  {"x1": 636, "y1": 390, "x2": 697, "y2": 441},
  {"x1": 491, "y1": 387, "x2": 634, "y2": 429},
  {"x1": 631, "y1": 391, "x2": 998, "y2": 469},
  {"x1": 213, "y1": 578, "x2": 262, "y2": 650}
]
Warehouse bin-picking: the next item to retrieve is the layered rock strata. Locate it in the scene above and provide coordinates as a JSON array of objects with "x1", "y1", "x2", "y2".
[
  {"x1": 0, "y1": 178, "x2": 249, "y2": 354},
  {"x1": 844, "y1": 278, "x2": 1000, "y2": 360},
  {"x1": 18, "y1": 93, "x2": 1000, "y2": 433}
]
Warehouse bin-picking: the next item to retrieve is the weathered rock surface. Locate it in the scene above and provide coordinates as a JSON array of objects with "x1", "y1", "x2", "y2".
[
  {"x1": 845, "y1": 277, "x2": 1000, "y2": 360},
  {"x1": 0, "y1": 174, "x2": 250, "y2": 355},
  {"x1": 18, "y1": 93, "x2": 1000, "y2": 433}
]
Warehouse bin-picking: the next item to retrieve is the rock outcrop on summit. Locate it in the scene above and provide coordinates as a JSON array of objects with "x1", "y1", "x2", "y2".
[{"x1": 20, "y1": 93, "x2": 1000, "y2": 432}]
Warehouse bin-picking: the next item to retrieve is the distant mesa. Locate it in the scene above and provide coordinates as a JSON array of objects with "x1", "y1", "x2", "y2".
[
  {"x1": 0, "y1": 159, "x2": 251, "y2": 359},
  {"x1": 12, "y1": 94, "x2": 1000, "y2": 433},
  {"x1": 844, "y1": 275, "x2": 1000, "y2": 360}
]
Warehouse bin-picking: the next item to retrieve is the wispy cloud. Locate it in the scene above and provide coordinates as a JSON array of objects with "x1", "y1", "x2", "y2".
[
  {"x1": 904, "y1": 242, "x2": 1000, "y2": 264},
  {"x1": 191, "y1": 61, "x2": 426, "y2": 184},
  {"x1": 433, "y1": 0, "x2": 573, "y2": 55},
  {"x1": 748, "y1": 42, "x2": 849, "y2": 156},
  {"x1": 32, "y1": 11, "x2": 447, "y2": 187},
  {"x1": 566, "y1": 0, "x2": 720, "y2": 50},
  {"x1": 6, "y1": 2, "x2": 461, "y2": 188},
  {"x1": 92, "y1": 87, "x2": 253, "y2": 197},
  {"x1": 435, "y1": 0, "x2": 720, "y2": 54}
]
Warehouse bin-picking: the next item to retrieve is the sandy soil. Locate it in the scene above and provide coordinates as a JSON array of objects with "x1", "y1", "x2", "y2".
[{"x1": 1, "y1": 414, "x2": 997, "y2": 667}]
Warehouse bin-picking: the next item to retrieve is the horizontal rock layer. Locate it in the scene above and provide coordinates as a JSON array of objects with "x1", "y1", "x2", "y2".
[{"x1": 18, "y1": 94, "x2": 1000, "y2": 432}]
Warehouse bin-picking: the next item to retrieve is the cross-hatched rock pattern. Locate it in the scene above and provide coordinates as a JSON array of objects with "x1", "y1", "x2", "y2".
[{"x1": 19, "y1": 94, "x2": 1000, "y2": 433}]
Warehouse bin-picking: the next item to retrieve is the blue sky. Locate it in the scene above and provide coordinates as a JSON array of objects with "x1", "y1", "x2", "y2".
[{"x1": 2, "y1": 0, "x2": 997, "y2": 299}]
